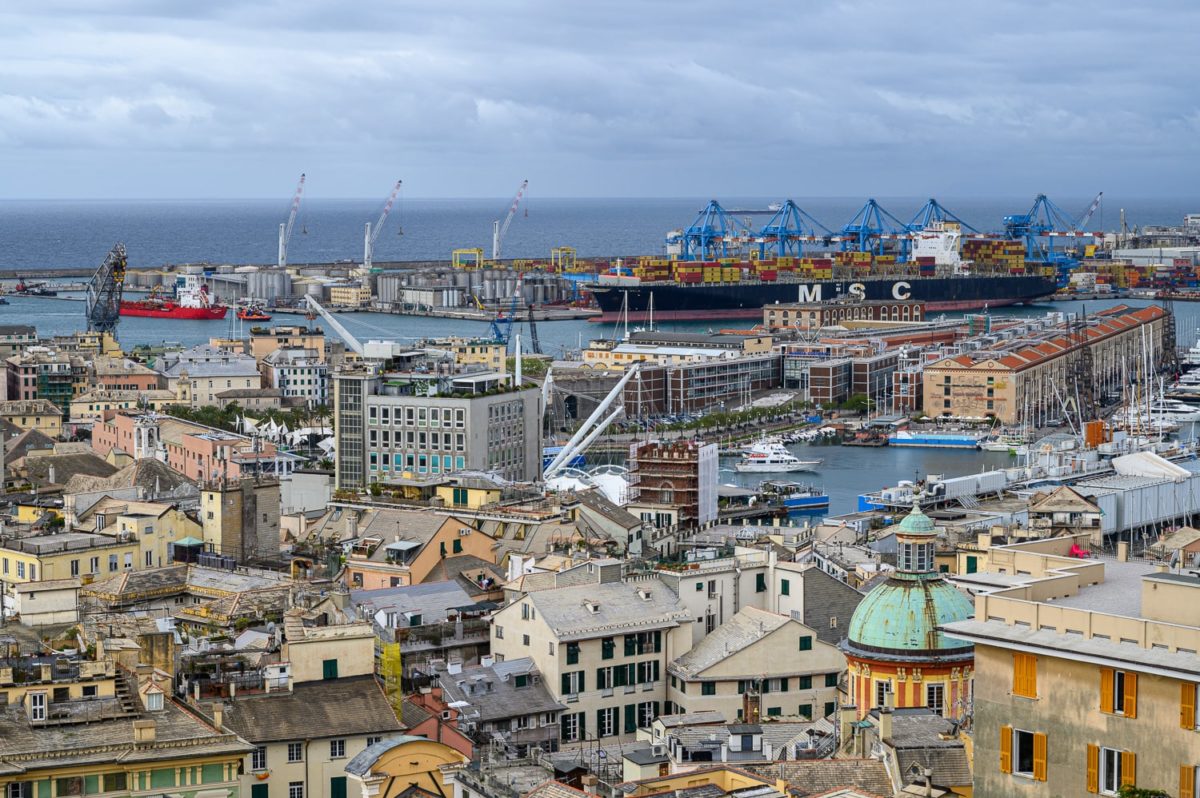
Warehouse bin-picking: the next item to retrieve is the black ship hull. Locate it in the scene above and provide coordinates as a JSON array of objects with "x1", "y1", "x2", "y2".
[{"x1": 589, "y1": 275, "x2": 1056, "y2": 322}]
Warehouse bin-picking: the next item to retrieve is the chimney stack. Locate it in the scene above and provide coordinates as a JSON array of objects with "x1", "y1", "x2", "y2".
[
  {"x1": 133, "y1": 719, "x2": 156, "y2": 744},
  {"x1": 878, "y1": 708, "x2": 893, "y2": 744},
  {"x1": 1117, "y1": 541, "x2": 1129, "y2": 562},
  {"x1": 211, "y1": 702, "x2": 224, "y2": 729}
]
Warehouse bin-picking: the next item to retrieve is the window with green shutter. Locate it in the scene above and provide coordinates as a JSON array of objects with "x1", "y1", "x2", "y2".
[
  {"x1": 252, "y1": 785, "x2": 269, "y2": 798},
  {"x1": 779, "y1": 678, "x2": 789, "y2": 692},
  {"x1": 799, "y1": 635, "x2": 813, "y2": 651},
  {"x1": 695, "y1": 582, "x2": 704, "y2": 591},
  {"x1": 766, "y1": 707, "x2": 782, "y2": 717},
  {"x1": 602, "y1": 637, "x2": 615, "y2": 660},
  {"x1": 825, "y1": 673, "x2": 839, "y2": 687},
  {"x1": 453, "y1": 539, "x2": 463, "y2": 554},
  {"x1": 624, "y1": 635, "x2": 637, "y2": 656},
  {"x1": 702, "y1": 682, "x2": 716, "y2": 696},
  {"x1": 515, "y1": 674, "x2": 528, "y2": 688},
  {"x1": 330, "y1": 777, "x2": 347, "y2": 798},
  {"x1": 824, "y1": 701, "x2": 836, "y2": 717},
  {"x1": 567, "y1": 642, "x2": 580, "y2": 665},
  {"x1": 323, "y1": 659, "x2": 339, "y2": 680},
  {"x1": 799, "y1": 676, "x2": 812, "y2": 690},
  {"x1": 624, "y1": 704, "x2": 637, "y2": 733},
  {"x1": 755, "y1": 574, "x2": 766, "y2": 592},
  {"x1": 798, "y1": 704, "x2": 812, "y2": 720},
  {"x1": 781, "y1": 579, "x2": 790, "y2": 596},
  {"x1": 737, "y1": 680, "x2": 749, "y2": 694}
]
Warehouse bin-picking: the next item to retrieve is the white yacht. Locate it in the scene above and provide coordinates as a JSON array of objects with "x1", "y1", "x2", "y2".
[{"x1": 734, "y1": 442, "x2": 822, "y2": 473}]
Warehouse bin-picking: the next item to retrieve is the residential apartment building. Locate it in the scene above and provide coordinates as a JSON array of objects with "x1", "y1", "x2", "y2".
[
  {"x1": 5, "y1": 347, "x2": 77, "y2": 411},
  {"x1": 91, "y1": 356, "x2": 163, "y2": 392},
  {"x1": 923, "y1": 304, "x2": 1165, "y2": 425},
  {"x1": 340, "y1": 509, "x2": 495, "y2": 589},
  {"x1": 943, "y1": 535, "x2": 1200, "y2": 795},
  {"x1": 333, "y1": 368, "x2": 541, "y2": 488},
  {"x1": 92, "y1": 411, "x2": 298, "y2": 480},
  {"x1": 0, "y1": 323, "x2": 37, "y2": 360},
  {"x1": 157, "y1": 345, "x2": 263, "y2": 408},
  {"x1": 0, "y1": 656, "x2": 251, "y2": 798},
  {"x1": 201, "y1": 478, "x2": 282, "y2": 563},
  {"x1": 263, "y1": 346, "x2": 329, "y2": 407},
  {"x1": 437, "y1": 657, "x2": 566, "y2": 755},
  {"x1": 489, "y1": 572, "x2": 693, "y2": 743},
  {"x1": 192, "y1": 622, "x2": 404, "y2": 798},
  {"x1": 250, "y1": 324, "x2": 327, "y2": 363},
  {"x1": 69, "y1": 388, "x2": 183, "y2": 423},
  {"x1": 0, "y1": 398, "x2": 65, "y2": 436},
  {"x1": 666, "y1": 607, "x2": 844, "y2": 723},
  {"x1": 627, "y1": 439, "x2": 718, "y2": 532},
  {"x1": 75, "y1": 496, "x2": 203, "y2": 570}
]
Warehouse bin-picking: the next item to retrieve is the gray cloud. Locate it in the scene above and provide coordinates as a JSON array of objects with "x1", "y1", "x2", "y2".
[{"x1": 0, "y1": 0, "x2": 1197, "y2": 197}]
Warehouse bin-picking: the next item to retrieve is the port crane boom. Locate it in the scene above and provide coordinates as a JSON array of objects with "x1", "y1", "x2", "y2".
[
  {"x1": 362, "y1": 179, "x2": 402, "y2": 277},
  {"x1": 86, "y1": 243, "x2": 128, "y2": 336},
  {"x1": 492, "y1": 179, "x2": 528, "y2": 260},
  {"x1": 1076, "y1": 191, "x2": 1104, "y2": 230},
  {"x1": 304, "y1": 295, "x2": 364, "y2": 356},
  {"x1": 278, "y1": 173, "x2": 306, "y2": 269}
]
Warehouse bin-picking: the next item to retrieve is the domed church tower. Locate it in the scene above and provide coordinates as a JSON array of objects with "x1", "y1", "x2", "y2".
[{"x1": 840, "y1": 499, "x2": 975, "y2": 719}]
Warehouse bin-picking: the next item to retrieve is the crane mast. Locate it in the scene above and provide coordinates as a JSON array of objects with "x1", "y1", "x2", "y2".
[
  {"x1": 491, "y1": 179, "x2": 528, "y2": 260},
  {"x1": 277, "y1": 173, "x2": 306, "y2": 269},
  {"x1": 361, "y1": 179, "x2": 402, "y2": 278},
  {"x1": 86, "y1": 243, "x2": 128, "y2": 337}
]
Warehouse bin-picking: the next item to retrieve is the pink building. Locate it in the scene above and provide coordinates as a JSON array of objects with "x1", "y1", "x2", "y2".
[{"x1": 92, "y1": 411, "x2": 297, "y2": 480}]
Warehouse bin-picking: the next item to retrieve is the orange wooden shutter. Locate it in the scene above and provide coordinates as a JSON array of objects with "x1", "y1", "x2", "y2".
[
  {"x1": 1099, "y1": 668, "x2": 1114, "y2": 713},
  {"x1": 1120, "y1": 751, "x2": 1136, "y2": 787},
  {"x1": 1086, "y1": 744, "x2": 1099, "y2": 793},
  {"x1": 1183, "y1": 682, "x2": 1197, "y2": 730},
  {"x1": 999, "y1": 725, "x2": 1012, "y2": 774},
  {"x1": 1182, "y1": 765, "x2": 1196, "y2": 798},
  {"x1": 1027, "y1": 654, "x2": 1037, "y2": 696},
  {"x1": 1123, "y1": 672, "x2": 1137, "y2": 719},
  {"x1": 1013, "y1": 653, "x2": 1037, "y2": 698},
  {"x1": 1032, "y1": 732, "x2": 1047, "y2": 782}
]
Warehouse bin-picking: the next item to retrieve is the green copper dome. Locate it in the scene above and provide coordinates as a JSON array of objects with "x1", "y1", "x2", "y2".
[
  {"x1": 895, "y1": 499, "x2": 936, "y2": 537},
  {"x1": 844, "y1": 577, "x2": 974, "y2": 659}
]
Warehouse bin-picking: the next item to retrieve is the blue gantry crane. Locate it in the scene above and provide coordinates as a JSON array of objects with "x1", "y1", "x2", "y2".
[
  {"x1": 667, "y1": 200, "x2": 753, "y2": 261},
  {"x1": 906, "y1": 198, "x2": 979, "y2": 234},
  {"x1": 756, "y1": 200, "x2": 834, "y2": 258},
  {"x1": 839, "y1": 199, "x2": 911, "y2": 256},
  {"x1": 1003, "y1": 193, "x2": 1098, "y2": 287}
]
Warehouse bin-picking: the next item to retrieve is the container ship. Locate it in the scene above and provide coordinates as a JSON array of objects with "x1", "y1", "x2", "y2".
[
  {"x1": 120, "y1": 274, "x2": 227, "y2": 320},
  {"x1": 587, "y1": 208, "x2": 1059, "y2": 322}
]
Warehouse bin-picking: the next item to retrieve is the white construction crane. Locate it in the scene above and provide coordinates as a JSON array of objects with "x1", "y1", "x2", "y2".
[
  {"x1": 278, "y1": 173, "x2": 307, "y2": 269},
  {"x1": 492, "y1": 179, "x2": 528, "y2": 261},
  {"x1": 360, "y1": 179, "x2": 402, "y2": 278},
  {"x1": 304, "y1": 295, "x2": 364, "y2": 356}
]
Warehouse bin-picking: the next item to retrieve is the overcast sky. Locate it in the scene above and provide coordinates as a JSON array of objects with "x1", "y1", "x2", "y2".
[{"x1": 1, "y1": 0, "x2": 1197, "y2": 199}]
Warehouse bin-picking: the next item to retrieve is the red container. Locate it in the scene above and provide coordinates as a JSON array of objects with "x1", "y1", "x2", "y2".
[{"x1": 759, "y1": 270, "x2": 777, "y2": 281}]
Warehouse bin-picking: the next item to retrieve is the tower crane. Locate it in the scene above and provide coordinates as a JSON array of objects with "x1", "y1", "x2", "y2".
[
  {"x1": 85, "y1": 243, "x2": 127, "y2": 337},
  {"x1": 277, "y1": 173, "x2": 306, "y2": 269},
  {"x1": 360, "y1": 179, "x2": 402, "y2": 278},
  {"x1": 492, "y1": 179, "x2": 528, "y2": 261}
]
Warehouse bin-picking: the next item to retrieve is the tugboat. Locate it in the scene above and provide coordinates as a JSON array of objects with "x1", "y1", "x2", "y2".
[
  {"x1": 237, "y1": 305, "x2": 272, "y2": 322},
  {"x1": 120, "y1": 275, "x2": 227, "y2": 320}
]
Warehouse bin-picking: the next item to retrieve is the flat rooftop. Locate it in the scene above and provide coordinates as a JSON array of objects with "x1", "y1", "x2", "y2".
[{"x1": 1050, "y1": 557, "x2": 1160, "y2": 617}]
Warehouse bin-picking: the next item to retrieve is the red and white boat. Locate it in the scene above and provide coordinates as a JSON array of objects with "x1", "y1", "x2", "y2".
[{"x1": 121, "y1": 275, "x2": 228, "y2": 320}]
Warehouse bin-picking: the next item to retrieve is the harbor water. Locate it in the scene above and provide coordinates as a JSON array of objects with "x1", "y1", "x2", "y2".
[{"x1": 5, "y1": 291, "x2": 1200, "y2": 519}]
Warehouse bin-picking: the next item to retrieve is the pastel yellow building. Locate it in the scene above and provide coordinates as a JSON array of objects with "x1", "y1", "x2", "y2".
[
  {"x1": 76, "y1": 497, "x2": 203, "y2": 570},
  {"x1": 329, "y1": 284, "x2": 372, "y2": 308},
  {"x1": 0, "y1": 399, "x2": 64, "y2": 436},
  {"x1": 345, "y1": 736, "x2": 469, "y2": 798}
]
